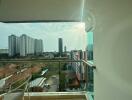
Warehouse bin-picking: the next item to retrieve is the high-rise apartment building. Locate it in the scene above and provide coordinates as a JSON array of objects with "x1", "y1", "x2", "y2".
[
  {"x1": 8, "y1": 35, "x2": 19, "y2": 56},
  {"x1": 58, "y1": 38, "x2": 63, "y2": 57},
  {"x1": 64, "y1": 46, "x2": 67, "y2": 53},
  {"x1": 8, "y1": 34, "x2": 43, "y2": 57},
  {"x1": 34, "y1": 39, "x2": 43, "y2": 55},
  {"x1": 19, "y1": 34, "x2": 37, "y2": 56},
  {"x1": 20, "y1": 34, "x2": 27, "y2": 56},
  {"x1": 70, "y1": 50, "x2": 87, "y2": 81}
]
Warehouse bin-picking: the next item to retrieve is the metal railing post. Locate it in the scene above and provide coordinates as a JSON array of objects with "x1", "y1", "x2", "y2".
[
  {"x1": 59, "y1": 61, "x2": 61, "y2": 91},
  {"x1": 85, "y1": 64, "x2": 89, "y2": 91}
]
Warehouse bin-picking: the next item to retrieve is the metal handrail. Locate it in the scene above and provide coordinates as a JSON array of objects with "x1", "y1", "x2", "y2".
[
  {"x1": 0, "y1": 59, "x2": 83, "y2": 63},
  {"x1": 0, "y1": 59, "x2": 96, "y2": 68},
  {"x1": 82, "y1": 60, "x2": 96, "y2": 69}
]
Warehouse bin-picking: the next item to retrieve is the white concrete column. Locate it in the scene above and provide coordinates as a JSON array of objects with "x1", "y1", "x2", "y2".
[{"x1": 84, "y1": 0, "x2": 132, "y2": 100}]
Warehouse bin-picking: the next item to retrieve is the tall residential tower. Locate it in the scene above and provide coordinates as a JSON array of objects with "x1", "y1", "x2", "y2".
[
  {"x1": 34, "y1": 39, "x2": 43, "y2": 55},
  {"x1": 8, "y1": 34, "x2": 43, "y2": 57},
  {"x1": 8, "y1": 35, "x2": 19, "y2": 56},
  {"x1": 58, "y1": 38, "x2": 63, "y2": 57}
]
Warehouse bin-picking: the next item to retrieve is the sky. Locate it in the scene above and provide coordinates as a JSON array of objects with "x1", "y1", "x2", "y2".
[{"x1": 0, "y1": 22, "x2": 89, "y2": 52}]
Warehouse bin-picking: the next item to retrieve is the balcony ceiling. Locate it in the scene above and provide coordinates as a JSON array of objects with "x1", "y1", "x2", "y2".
[{"x1": 0, "y1": 0, "x2": 83, "y2": 22}]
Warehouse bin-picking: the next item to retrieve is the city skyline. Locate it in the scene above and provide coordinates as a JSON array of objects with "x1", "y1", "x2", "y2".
[
  {"x1": 0, "y1": 22, "x2": 87, "y2": 52},
  {"x1": 8, "y1": 34, "x2": 43, "y2": 56}
]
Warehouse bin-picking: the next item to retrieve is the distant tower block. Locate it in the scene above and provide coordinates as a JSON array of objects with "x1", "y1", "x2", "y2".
[
  {"x1": 58, "y1": 38, "x2": 63, "y2": 57},
  {"x1": 64, "y1": 46, "x2": 67, "y2": 53},
  {"x1": 8, "y1": 34, "x2": 19, "y2": 56}
]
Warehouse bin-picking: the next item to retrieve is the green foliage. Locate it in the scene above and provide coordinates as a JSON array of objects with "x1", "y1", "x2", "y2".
[
  {"x1": 59, "y1": 72, "x2": 66, "y2": 91},
  {"x1": 31, "y1": 70, "x2": 42, "y2": 81}
]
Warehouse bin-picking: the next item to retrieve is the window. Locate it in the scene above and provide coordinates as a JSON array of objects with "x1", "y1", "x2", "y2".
[{"x1": 0, "y1": 22, "x2": 91, "y2": 93}]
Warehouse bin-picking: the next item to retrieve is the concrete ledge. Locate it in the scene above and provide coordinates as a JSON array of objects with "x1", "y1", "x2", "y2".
[
  {"x1": 24, "y1": 92, "x2": 87, "y2": 100},
  {"x1": 0, "y1": 92, "x2": 88, "y2": 100}
]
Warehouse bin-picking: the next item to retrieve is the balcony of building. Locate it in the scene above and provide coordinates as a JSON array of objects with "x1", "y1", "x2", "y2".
[
  {"x1": 0, "y1": 59, "x2": 94, "y2": 100},
  {"x1": 0, "y1": 0, "x2": 131, "y2": 100}
]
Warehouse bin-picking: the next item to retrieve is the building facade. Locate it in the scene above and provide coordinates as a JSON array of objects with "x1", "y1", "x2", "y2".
[
  {"x1": 70, "y1": 50, "x2": 87, "y2": 81},
  {"x1": 8, "y1": 35, "x2": 19, "y2": 56},
  {"x1": 0, "y1": 49, "x2": 8, "y2": 54},
  {"x1": 58, "y1": 38, "x2": 63, "y2": 57},
  {"x1": 8, "y1": 34, "x2": 43, "y2": 57},
  {"x1": 64, "y1": 46, "x2": 67, "y2": 53},
  {"x1": 20, "y1": 34, "x2": 27, "y2": 56},
  {"x1": 34, "y1": 39, "x2": 43, "y2": 55}
]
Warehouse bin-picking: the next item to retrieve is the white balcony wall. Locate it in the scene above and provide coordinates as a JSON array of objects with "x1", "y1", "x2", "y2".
[{"x1": 84, "y1": 0, "x2": 132, "y2": 100}]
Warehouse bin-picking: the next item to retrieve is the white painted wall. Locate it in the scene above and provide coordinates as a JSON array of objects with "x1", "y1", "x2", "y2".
[{"x1": 84, "y1": 0, "x2": 132, "y2": 100}]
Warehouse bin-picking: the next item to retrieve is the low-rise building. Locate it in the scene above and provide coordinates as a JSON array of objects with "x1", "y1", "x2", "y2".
[{"x1": 0, "y1": 49, "x2": 8, "y2": 54}]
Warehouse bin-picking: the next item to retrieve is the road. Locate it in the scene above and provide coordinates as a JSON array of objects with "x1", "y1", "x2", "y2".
[{"x1": 45, "y1": 75, "x2": 59, "y2": 92}]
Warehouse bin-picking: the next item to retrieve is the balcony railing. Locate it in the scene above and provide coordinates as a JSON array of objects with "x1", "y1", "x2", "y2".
[{"x1": 0, "y1": 59, "x2": 95, "y2": 100}]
